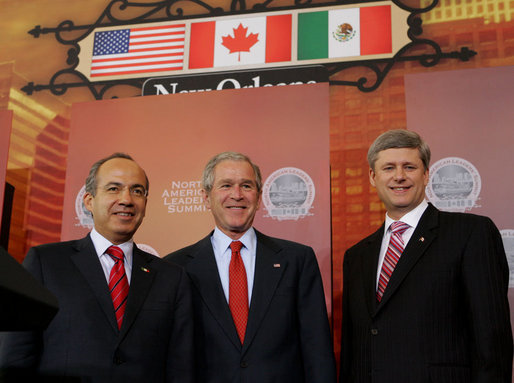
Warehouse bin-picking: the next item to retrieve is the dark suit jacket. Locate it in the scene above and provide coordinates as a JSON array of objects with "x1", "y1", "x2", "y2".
[
  {"x1": 165, "y1": 230, "x2": 336, "y2": 383},
  {"x1": 0, "y1": 235, "x2": 194, "y2": 383},
  {"x1": 340, "y1": 203, "x2": 513, "y2": 383}
]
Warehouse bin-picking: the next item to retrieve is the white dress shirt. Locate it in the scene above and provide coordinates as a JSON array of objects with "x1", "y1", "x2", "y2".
[
  {"x1": 375, "y1": 200, "x2": 429, "y2": 289},
  {"x1": 210, "y1": 227, "x2": 257, "y2": 304},
  {"x1": 90, "y1": 228, "x2": 133, "y2": 284}
]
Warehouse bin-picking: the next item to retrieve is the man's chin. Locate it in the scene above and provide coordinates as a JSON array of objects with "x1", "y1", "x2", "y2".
[{"x1": 111, "y1": 227, "x2": 138, "y2": 241}]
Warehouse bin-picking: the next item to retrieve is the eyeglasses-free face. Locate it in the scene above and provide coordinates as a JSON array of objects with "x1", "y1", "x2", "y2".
[
  {"x1": 369, "y1": 147, "x2": 428, "y2": 220},
  {"x1": 203, "y1": 160, "x2": 261, "y2": 240},
  {"x1": 84, "y1": 158, "x2": 148, "y2": 244},
  {"x1": 100, "y1": 183, "x2": 148, "y2": 198}
]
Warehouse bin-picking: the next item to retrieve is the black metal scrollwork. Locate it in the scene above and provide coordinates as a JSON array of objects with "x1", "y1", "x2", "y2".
[
  {"x1": 23, "y1": 0, "x2": 476, "y2": 99},
  {"x1": 328, "y1": 0, "x2": 476, "y2": 91}
]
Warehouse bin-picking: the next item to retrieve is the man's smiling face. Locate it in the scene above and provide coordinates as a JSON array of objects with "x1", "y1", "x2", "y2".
[
  {"x1": 369, "y1": 147, "x2": 428, "y2": 220},
  {"x1": 83, "y1": 158, "x2": 147, "y2": 244},
  {"x1": 203, "y1": 160, "x2": 261, "y2": 240}
]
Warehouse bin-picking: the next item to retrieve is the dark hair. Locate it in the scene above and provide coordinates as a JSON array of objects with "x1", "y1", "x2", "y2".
[
  {"x1": 202, "y1": 152, "x2": 262, "y2": 193},
  {"x1": 85, "y1": 153, "x2": 149, "y2": 196},
  {"x1": 367, "y1": 130, "x2": 431, "y2": 171}
]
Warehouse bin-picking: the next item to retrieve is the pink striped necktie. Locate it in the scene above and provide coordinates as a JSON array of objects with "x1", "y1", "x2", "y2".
[
  {"x1": 229, "y1": 240, "x2": 248, "y2": 344},
  {"x1": 106, "y1": 245, "x2": 129, "y2": 329},
  {"x1": 376, "y1": 221, "x2": 410, "y2": 302}
]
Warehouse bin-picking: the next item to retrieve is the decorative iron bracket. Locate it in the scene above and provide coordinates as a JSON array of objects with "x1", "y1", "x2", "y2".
[{"x1": 22, "y1": 0, "x2": 476, "y2": 99}]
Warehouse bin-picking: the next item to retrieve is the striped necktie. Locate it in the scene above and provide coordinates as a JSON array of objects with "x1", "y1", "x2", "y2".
[
  {"x1": 106, "y1": 245, "x2": 129, "y2": 329},
  {"x1": 377, "y1": 221, "x2": 410, "y2": 302}
]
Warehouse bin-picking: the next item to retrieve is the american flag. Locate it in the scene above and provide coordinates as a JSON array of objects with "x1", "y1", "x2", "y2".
[{"x1": 90, "y1": 24, "x2": 186, "y2": 77}]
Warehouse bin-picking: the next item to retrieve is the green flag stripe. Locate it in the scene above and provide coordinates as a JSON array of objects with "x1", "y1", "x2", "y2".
[{"x1": 298, "y1": 11, "x2": 328, "y2": 60}]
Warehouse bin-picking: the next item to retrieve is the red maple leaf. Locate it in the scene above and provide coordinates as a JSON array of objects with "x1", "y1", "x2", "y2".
[{"x1": 221, "y1": 23, "x2": 259, "y2": 61}]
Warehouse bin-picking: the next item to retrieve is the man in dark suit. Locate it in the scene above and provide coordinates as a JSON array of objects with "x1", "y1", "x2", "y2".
[
  {"x1": 0, "y1": 153, "x2": 193, "y2": 383},
  {"x1": 166, "y1": 151, "x2": 336, "y2": 383},
  {"x1": 340, "y1": 130, "x2": 512, "y2": 383}
]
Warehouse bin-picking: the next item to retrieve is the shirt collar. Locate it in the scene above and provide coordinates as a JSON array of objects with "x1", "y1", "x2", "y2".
[
  {"x1": 90, "y1": 228, "x2": 134, "y2": 260},
  {"x1": 212, "y1": 226, "x2": 257, "y2": 254},
  {"x1": 384, "y1": 199, "x2": 429, "y2": 232}
]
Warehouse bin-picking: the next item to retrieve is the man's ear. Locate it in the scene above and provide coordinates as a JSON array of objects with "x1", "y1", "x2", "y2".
[
  {"x1": 83, "y1": 192, "x2": 94, "y2": 214},
  {"x1": 201, "y1": 189, "x2": 211, "y2": 210},
  {"x1": 423, "y1": 168, "x2": 429, "y2": 187},
  {"x1": 369, "y1": 168, "x2": 376, "y2": 187}
]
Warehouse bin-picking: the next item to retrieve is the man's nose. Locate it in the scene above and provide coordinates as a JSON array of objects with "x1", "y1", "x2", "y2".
[
  {"x1": 393, "y1": 167, "x2": 406, "y2": 180},
  {"x1": 118, "y1": 187, "x2": 134, "y2": 204},
  {"x1": 231, "y1": 186, "x2": 243, "y2": 199}
]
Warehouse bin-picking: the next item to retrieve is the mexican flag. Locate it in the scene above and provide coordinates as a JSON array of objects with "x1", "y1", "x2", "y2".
[
  {"x1": 189, "y1": 14, "x2": 292, "y2": 69},
  {"x1": 297, "y1": 5, "x2": 392, "y2": 60}
]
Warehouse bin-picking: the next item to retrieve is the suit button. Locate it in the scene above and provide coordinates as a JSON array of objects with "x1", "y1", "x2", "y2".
[
  {"x1": 240, "y1": 361, "x2": 248, "y2": 368},
  {"x1": 370, "y1": 328, "x2": 379, "y2": 335},
  {"x1": 113, "y1": 354, "x2": 124, "y2": 365}
]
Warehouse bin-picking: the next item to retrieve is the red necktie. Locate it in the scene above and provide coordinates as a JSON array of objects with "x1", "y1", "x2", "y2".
[
  {"x1": 106, "y1": 245, "x2": 129, "y2": 329},
  {"x1": 376, "y1": 221, "x2": 410, "y2": 302},
  {"x1": 229, "y1": 241, "x2": 248, "y2": 344}
]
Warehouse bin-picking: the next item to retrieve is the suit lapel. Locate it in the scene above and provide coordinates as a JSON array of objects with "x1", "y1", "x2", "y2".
[
  {"x1": 376, "y1": 204, "x2": 439, "y2": 311},
  {"x1": 119, "y1": 245, "x2": 156, "y2": 339},
  {"x1": 70, "y1": 235, "x2": 119, "y2": 332},
  {"x1": 243, "y1": 231, "x2": 285, "y2": 353},
  {"x1": 360, "y1": 227, "x2": 384, "y2": 317},
  {"x1": 186, "y1": 235, "x2": 242, "y2": 349}
]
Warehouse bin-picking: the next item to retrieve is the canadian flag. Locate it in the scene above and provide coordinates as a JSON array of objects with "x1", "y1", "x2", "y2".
[{"x1": 189, "y1": 15, "x2": 292, "y2": 69}]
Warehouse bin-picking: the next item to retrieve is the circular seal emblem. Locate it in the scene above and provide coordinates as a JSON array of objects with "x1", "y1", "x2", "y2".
[
  {"x1": 75, "y1": 185, "x2": 94, "y2": 228},
  {"x1": 426, "y1": 157, "x2": 481, "y2": 212},
  {"x1": 262, "y1": 167, "x2": 315, "y2": 221},
  {"x1": 332, "y1": 23, "x2": 356, "y2": 43},
  {"x1": 500, "y1": 230, "x2": 514, "y2": 288}
]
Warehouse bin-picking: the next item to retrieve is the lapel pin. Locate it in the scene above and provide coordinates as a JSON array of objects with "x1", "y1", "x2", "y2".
[
  {"x1": 141, "y1": 267, "x2": 150, "y2": 273},
  {"x1": 273, "y1": 263, "x2": 281, "y2": 268},
  {"x1": 419, "y1": 237, "x2": 425, "y2": 242}
]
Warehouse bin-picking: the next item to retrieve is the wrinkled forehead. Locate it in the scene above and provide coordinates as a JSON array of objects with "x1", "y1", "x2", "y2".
[
  {"x1": 97, "y1": 158, "x2": 147, "y2": 185},
  {"x1": 213, "y1": 160, "x2": 257, "y2": 181}
]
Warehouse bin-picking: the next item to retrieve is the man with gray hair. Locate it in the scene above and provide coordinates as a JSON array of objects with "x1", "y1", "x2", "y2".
[
  {"x1": 166, "y1": 151, "x2": 336, "y2": 383},
  {"x1": 0, "y1": 153, "x2": 194, "y2": 383},
  {"x1": 340, "y1": 130, "x2": 512, "y2": 382}
]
